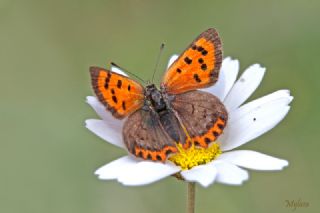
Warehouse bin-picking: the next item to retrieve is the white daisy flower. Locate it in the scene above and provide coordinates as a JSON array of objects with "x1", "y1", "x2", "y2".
[{"x1": 86, "y1": 56, "x2": 292, "y2": 187}]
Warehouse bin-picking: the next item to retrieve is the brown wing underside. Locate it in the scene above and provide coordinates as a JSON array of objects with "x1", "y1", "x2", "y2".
[
  {"x1": 171, "y1": 90, "x2": 228, "y2": 148},
  {"x1": 122, "y1": 90, "x2": 228, "y2": 161},
  {"x1": 123, "y1": 109, "x2": 178, "y2": 162},
  {"x1": 162, "y1": 28, "x2": 222, "y2": 94}
]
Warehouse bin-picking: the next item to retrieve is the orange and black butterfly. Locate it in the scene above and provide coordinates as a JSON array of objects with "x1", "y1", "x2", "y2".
[{"x1": 90, "y1": 28, "x2": 228, "y2": 162}]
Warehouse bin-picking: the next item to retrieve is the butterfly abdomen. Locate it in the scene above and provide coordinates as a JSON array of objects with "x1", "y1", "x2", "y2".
[
  {"x1": 159, "y1": 110, "x2": 187, "y2": 144},
  {"x1": 144, "y1": 84, "x2": 189, "y2": 147}
]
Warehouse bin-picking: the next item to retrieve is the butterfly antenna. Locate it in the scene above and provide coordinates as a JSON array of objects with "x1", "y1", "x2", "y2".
[
  {"x1": 151, "y1": 43, "x2": 165, "y2": 83},
  {"x1": 110, "y1": 62, "x2": 146, "y2": 84}
]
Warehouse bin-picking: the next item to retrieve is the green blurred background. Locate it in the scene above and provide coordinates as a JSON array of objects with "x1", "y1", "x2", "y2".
[{"x1": 1, "y1": 0, "x2": 319, "y2": 212}]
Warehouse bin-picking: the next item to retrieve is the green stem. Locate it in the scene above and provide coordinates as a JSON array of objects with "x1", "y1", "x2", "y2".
[{"x1": 187, "y1": 182, "x2": 196, "y2": 213}]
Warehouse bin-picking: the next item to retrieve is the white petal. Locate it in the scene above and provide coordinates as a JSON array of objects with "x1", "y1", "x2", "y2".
[
  {"x1": 95, "y1": 156, "x2": 138, "y2": 179},
  {"x1": 86, "y1": 96, "x2": 124, "y2": 128},
  {"x1": 86, "y1": 96, "x2": 109, "y2": 121},
  {"x1": 220, "y1": 94, "x2": 292, "y2": 151},
  {"x1": 224, "y1": 64, "x2": 266, "y2": 111},
  {"x1": 212, "y1": 161, "x2": 249, "y2": 185},
  {"x1": 228, "y1": 90, "x2": 293, "y2": 123},
  {"x1": 201, "y1": 57, "x2": 239, "y2": 101},
  {"x1": 111, "y1": 65, "x2": 128, "y2": 76},
  {"x1": 85, "y1": 119, "x2": 125, "y2": 148},
  {"x1": 117, "y1": 161, "x2": 180, "y2": 186},
  {"x1": 167, "y1": 54, "x2": 179, "y2": 68},
  {"x1": 219, "y1": 150, "x2": 289, "y2": 170},
  {"x1": 181, "y1": 164, "x2": 217, "y2": 187}
]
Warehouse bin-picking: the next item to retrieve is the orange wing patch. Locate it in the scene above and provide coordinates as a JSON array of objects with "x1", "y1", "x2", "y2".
[
  {"x1": 134, "y1": 145, "x2": 178, "y2": 162},
  {"x1": 174, "y1": 117, "x2": 226, "y2": 149},
  {"x1": 162, "y1": 28, "x2": 222, "y2": 94},
  {"x1": 90, "y1": 67, "x2": 145, "y2": 119},
  {"x1": 191, "y1": 117, "x2": 226, "y2": 148}
]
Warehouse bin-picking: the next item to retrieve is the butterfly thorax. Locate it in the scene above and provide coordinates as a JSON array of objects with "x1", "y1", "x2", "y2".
[
  {"x1": 145, "y1": 84, "x2": 168, "y2": 112},
  {"x1": 144, "y1": 84, "x2": 187, "y2": 145}
]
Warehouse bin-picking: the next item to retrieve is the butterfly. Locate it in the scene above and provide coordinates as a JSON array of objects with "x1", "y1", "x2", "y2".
[{"x1": 90, "y1": 28, "x2": 228, "y2": 162}]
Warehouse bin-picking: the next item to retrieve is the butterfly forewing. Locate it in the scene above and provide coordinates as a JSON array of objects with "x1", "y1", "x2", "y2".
[
  {"x1": 171, "y1": 90, "x2": 228, "y2": 148},
  {"x1": 90, "y1": 67, "x2": 145, "y2": 119},
  {"x1": 162, "y1": 28, "x2": 222, "y2": 94}
]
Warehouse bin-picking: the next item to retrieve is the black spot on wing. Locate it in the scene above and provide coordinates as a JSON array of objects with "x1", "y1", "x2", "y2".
[
  {"x1": 117, "y1": 80, "x2": 122, "y2": 89},
  {"x1": 137, "y1": 151, "x2": 143, "y2": 158},
  {"x1": 202, "y1": 50, "x2": 208, "y2": 56},
  {"x1": 193, "y1": 74, "x2": 201, "y2": 83},
  {"x1": 201, "y1": 64, "x2": 207, "y2": 71},
  {"x1": 156, "y1": 155, "x2": 162, "y2": 161},
  {"x1": 104, "y1": 82, "x2": 109, "y2": 89},
  {"x1": 213, "y1": 131, "x2": 219, "y2": 137},
  {"x1": 204, "y1": 137, "x2": 211, "y2": 144},
  {"x1": 104, "y1": 74, "x2": 111, "y2": 89},
  {"x1": 197, "y1": 46, "x2": 204, "y2": 51},
  {"x1": 184, "y1": 57, "x2": 192, "y2": 64},
  {"x1": 165, "y1": 149, "x2": 173, "y2": 155},
  {"x1": 112, "y1": 96, "x2": 118, "y2": 103},
  {"x1": 218, "y1": 124, "x2": 224, "y2": 130}
]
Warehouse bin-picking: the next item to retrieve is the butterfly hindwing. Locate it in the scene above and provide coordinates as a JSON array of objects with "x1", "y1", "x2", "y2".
[
  {"x1": 90, "y1": 67, "x2": 145, "y2": 119},
  {"x1": 171, "y1": 90, "x2": 228, "y2": 148},
  {"x1": 123, "y1": 109, "x2": 178, "y2": 162},
  {"x1": 162, "y1": 28, "x2": 222, "y2": 94}
]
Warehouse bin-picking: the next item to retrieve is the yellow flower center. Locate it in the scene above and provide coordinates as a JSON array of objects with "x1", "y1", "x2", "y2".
[{"x1": 169, "y1": 142, "x2": 222, "y2": 170}]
